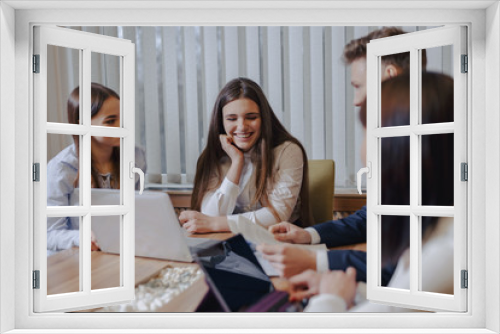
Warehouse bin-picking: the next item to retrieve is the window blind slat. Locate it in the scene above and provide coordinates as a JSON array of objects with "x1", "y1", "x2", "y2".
[
  {"x1": 303, "y1": 27, "x2": 312, "y2": 156},
  {"x1": 103, "y1": 27, "x2": 120, "y2": 93},
  {"x1": 267, "y1": 27, "x2": 283, "y2": 123},
  {"x1": 224, "y1": 27, "x2": 239, "y2": 83},
  {"x1": 202, "y1": 27, "x2": 219, "y2": 134},
  {"x1": 282, "y1": 28, "x2": 291, "y2": 130},
  {"x1": 426, "y1": 45, "x2": 443, "y2": 73},
  {"x1": 324, "y1": 27, "x2": 333, "y2": 161},
  {"x1": 121, "y1": 27, "x2": 144, "y2": 152},
  {"x1": 288, "y1": 27, "x2": 304, "y2": 144},
  {"x1": 183, "y1": 27, "x2": 200, "y2": 183},
  {"x1": 245, "y1": 26, "x2": 260, "y2": 84},
  {"x1": 331, "y1": 26, "x2": 347, "y2": 187},
  {"x1": 141, "y1": 27, "x2": 162, "y2": 182},
  {"x1": 162, "y1": 27, "x2": 182, "y2": 183},
  {"x1": 310, "y1": 27, "x2": 325, "y2": 159}
]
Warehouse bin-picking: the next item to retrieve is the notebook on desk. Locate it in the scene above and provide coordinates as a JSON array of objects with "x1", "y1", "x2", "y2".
[{"x1": 72, "y1": 188, "x2": 218, "y2": 262}]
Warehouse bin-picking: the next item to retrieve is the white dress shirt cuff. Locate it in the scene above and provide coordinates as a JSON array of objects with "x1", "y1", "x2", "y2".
[
  {"x1": 227, "y1": 214, "x2": 239, "y2": 233},
  {"x1": 305, "y1": 294, "x2": 348, "y2": 313},
  {"x1": 315, "y1": 250, "x2": 329, "y2": 273},
  {"x1": 305, "y1": 227, "x2": 321, "y2": 244}
]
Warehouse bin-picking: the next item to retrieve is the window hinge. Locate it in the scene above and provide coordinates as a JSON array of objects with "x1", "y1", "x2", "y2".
[
  {"x1": 461, "y1": 270, "x2": 468, "y2": 289},
  {"x1": 33, "y1": 270, "x2": 40, "y2": 289},
  {"x1": 461, "y1": 163, "x2": 468, "y2": 181},
  {"x1": 33, "y1": 54, "x2": 40, "y2": 73},
  {"x1": 33, "y1": 163, "x2": 40, "y2": 182},
  {"x1": 461, "y1": 54, "x2": 468, "y2": 73}
]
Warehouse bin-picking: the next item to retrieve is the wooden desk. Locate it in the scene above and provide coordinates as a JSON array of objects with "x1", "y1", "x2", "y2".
[
  {"x1": 47, "y1": 232, "x2": 365, "y2": 311},
  {"x1": 47, "y1": 232, "x2": 233, "y2": 311},
  {"x1": 47, "y1": 248, "x2": 199, "y2": 295}
]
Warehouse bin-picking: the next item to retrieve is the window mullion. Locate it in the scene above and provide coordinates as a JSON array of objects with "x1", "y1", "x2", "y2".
[
  {"x1": 81, "y1": 48, "x2": 92, "y2": 294},
  {"x1": 409, "y1": 47, "x2": 420, "y2": 294}
]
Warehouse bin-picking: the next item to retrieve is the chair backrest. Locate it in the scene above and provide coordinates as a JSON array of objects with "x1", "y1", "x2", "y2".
[{"x1": 308, "y1": 160, "x2": 335, "y2": 224}]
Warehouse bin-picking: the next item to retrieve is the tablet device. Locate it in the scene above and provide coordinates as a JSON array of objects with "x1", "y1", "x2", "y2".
[{"x1": 193, "y1": 234, "x2": 304, "y2": 312}]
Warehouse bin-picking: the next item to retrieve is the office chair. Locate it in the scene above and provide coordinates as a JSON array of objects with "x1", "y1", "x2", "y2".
[{"x1": 308, "y1": 159, "x2": 335, "y2": 225}]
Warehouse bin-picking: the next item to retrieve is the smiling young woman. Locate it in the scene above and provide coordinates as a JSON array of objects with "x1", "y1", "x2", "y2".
[{"x1": 179, "y1": 77, "x2": 313, "y2": 233}]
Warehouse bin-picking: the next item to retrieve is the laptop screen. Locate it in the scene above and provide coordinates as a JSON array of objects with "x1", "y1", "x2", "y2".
[{"x1": 194, "y1": 234, "x2": 274, "y2": 311}]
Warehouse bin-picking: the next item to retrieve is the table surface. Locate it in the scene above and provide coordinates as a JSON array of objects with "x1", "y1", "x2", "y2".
[{"x1": 47, "y1": 231, "x2": 366, "y2": 310}]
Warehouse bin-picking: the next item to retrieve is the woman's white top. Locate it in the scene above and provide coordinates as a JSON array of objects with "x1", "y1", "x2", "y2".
[
  {"x1": 46, "y1": 144, "x2": 147, "y2": 255},
  {"x1": 305, "y1": 217, "x2": 454, "y2": 312},
  {"x1": 201, "y1": 141, "x2": 304, "y2": 228}
]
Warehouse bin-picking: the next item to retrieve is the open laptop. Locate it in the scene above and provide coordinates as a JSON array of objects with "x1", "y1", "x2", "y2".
[
  {"x1": 72, "y1": 188, "x2": 217, "y2": 262},
  {"x1": 193, "y1": 234, "x2": 305, "y2": 312}
]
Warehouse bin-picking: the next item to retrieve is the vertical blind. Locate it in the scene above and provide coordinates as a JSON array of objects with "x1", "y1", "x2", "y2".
[{"x1": 47, "y1": 26, "x2": 450, "y2": 189}]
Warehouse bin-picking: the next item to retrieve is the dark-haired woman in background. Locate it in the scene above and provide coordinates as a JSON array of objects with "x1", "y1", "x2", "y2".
[
  {"x1": 291, "y1": 72, "x2": 455, "y2": 312},
  {"x1": 179, "y1": 78, "x2": 313, "y2": 233},
  {"x1": 46, "y1": 83, "x2": 147, "y2": 255}
]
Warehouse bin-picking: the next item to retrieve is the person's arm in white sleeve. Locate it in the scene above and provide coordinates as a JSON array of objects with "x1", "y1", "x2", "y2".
[
  {"x1": 305, "y1": 227, "x2": 321, "y2": 244},
  {"x1": 303, "y1": 228, "x2": 333, "y2": 272},
  {"x1": 303, "y1": 267, "x2": 358, "y2": 312},
  {"x1": 228, "y1": 142, "x2": 304, "y2": 227},
  {"x1": 47, "y1": 222, "x2": 80, "y2": 252},
  {"x1": 201, "y1": 176, "x2": 240, "y2": 216},
  {"x1": 305, "y1": 294, "x2": 348, "y2": 312},
  {"x1": 315, "y1": 250, "x2": 330, "y2": 272}
]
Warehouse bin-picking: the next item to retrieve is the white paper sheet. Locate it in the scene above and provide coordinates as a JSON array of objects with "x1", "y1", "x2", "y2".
[
  {"x1": 227, "y1": 216, "x2": 327, "y2": 276},
  {"x1": 227, "y1": 215, "x2": 327, "y2": 251}
]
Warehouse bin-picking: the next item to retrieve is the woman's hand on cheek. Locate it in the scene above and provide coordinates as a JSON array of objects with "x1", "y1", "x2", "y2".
[
  {"x1": 219, "y1": 134, "x2": 244, "y2": 163},
  {"x1": 179, "y1": 210, "x2": 229, "y2": 233}
]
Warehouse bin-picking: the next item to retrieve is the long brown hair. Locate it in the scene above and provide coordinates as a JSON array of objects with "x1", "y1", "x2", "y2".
[
  {"x1": 360, "y1": 72, "x2": 454, "y2": 267},
  {"x1": 67, "y1": 83, "x2": 121, "y2": 189},
  {"x1": 191, "y1": 77, "x2": 313, "y2": 227}
]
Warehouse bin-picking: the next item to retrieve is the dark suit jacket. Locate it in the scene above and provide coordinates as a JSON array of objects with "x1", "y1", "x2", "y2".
[{"x1": 311, "y1": 206, "x2": 394, "y2": 285}]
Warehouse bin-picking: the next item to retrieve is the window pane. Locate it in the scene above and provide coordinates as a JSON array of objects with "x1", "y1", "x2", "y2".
[
  {"x1": 421, "y1": 134, "x2": 454, "y2": 206},
  {"x1": 47, "y1": 133, "x2": 81, "y2": 206},
  {"x1": 91, "y1": 215, "x2": 121, "y2": 290},
  {"x1": 90, "y1": 136, "x2": 122, "y2": 205},
  {"x1": 47, "y1": 45, "x2": 80, "y2": 124},
  {"x1": 420, "y1": 216, "x2": 454, "y2": 295},
  {"x1": 381, "y1": 136, "x2": 410, "y2": 205},
  {"x1": 89, "y1": 51, "x2": 123, "y2": 206},
  {"x1": 91, "y1": 52, "x2": 122, "y2": 126},
  {"x1": 47, "y1": 216, "x2": 80, "y2": 295},
  {"x1": 380, "y1": 52, "x2": 410, "y2": 127},
  {"x1": 421, "y1": 45, "x2": 454, "y2": 124},
  {"x1": 381, "y1": 215, "x2": 409, "y2": 290}
]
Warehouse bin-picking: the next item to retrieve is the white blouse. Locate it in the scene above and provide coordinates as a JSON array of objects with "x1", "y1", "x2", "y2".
[
  {"x1": 305, "y1": 217, "x2": 454, "y2": 312},
  {"x1": 201, "y1": 141, "x2": 304, "y2": 228}
]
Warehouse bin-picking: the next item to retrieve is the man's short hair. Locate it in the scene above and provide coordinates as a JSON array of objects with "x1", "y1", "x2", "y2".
[{"x1": 343, "y1": 27, "x2": 427, "y2": 71}]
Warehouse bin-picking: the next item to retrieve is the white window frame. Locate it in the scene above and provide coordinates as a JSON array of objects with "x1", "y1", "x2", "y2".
[
  {"x1": 365, "y1": 26, "x2": 468, "y2": 312},
  {"x1": 1, "y1": 2, "x2": 498, "y2": 333},
  {"x1": 33, "y1": 25, "x2": 137, "y2": 312}
]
